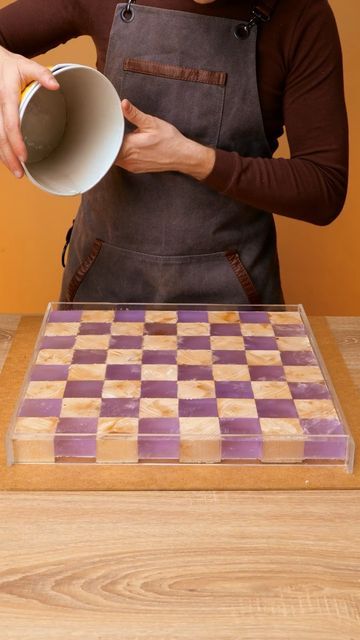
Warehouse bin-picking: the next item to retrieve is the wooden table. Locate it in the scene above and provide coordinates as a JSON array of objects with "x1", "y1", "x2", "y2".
[{"x1": 0, "y1": 315, "x2": 359, "y2": 639}]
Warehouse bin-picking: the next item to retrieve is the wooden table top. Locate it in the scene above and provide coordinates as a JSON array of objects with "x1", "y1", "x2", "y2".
[{"x1": 0, "y1": 314, "x2": 359, "y2": 639}]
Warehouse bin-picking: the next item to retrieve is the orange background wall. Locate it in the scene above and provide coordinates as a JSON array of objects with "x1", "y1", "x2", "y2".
[{"x1": 0, "y1": 0, "x2": 359, "y2": 315}]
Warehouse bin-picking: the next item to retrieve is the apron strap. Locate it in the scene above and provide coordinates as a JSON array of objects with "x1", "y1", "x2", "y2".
[
  {"x1": 234, "y1": 0, "x2": 278, "y2": 40},
  {"x1": 253, "y1": 0, "x2": 279, "y2": 21}
]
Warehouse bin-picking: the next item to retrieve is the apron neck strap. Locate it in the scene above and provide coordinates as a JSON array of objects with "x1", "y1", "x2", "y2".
[{"x1": 234, "y1": 0, "x2": 278, "y2": 40}]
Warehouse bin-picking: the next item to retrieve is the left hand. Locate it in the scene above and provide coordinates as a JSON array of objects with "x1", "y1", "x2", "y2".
[{"x1": 115, "y1": 99, "x2": 216, "y2": 181}]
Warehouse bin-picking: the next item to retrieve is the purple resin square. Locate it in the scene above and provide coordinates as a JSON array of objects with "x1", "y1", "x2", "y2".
[
  {"x1": 177, "y1": 310, "x2": 208, "y2": 323},
  {"x1": 48, "y1": 310, "x2": 83, "y2": 323},
  {"x1": 144, "y1": 323, "x2": 177, "y2": 336},
  {"x1": 301, "y1": 418, "x2": 344, "y2": 435},
  {"x1": 249, "y1": 366, "x2": 286, "y2": 381},
  {"x1": 179, "y1": 398, "x2": 218, "y2": 417},
  {"x1": 289, "y1": 382, "x2": 330, "y2": 399},
  {"x1": 40, "y1": 336, "x2": 76, "y2": 349},
  {"x1": 178, "y1": 365, "x2": 213, "y2": 381},
  {"x1": 212, "y1": 350, "x2": 247, "y2": 365},
  {"x1": 142, "y1": 350, "x2": 177, "y2": 364},
  {"x1": 220, "y1": 418, "x2": 261, "y2": 434},
  {"x1": 222, "y1": 436, "x2": 262, "y2": 460},
  {"x1": 178, "y1": 336, "x2": 211, "y2": 350},
  {"x1": 106, "y1": 365, "x2": 141, "y2": 380},
  {"x1": 115, "y1": 310, "x2": 146, "y2": 322},
  {"x1": 19, "y1": 398, "x2": 62, "y2": 417},
  {"x1": 79, "y1": 323, "x2": 111, "y2": 335},
  {"x1": 141, "y1": 381, "x2": 178, "y2": 398},
  {"x1": 244, "y1": 336, "x2": 278, "y2": 350},
  {"x1": 239, "y1": 312, "x2": 269, "y2": 323},
  {"x1": 273, "y1": 324, "x2": 306, "y2": 337},
  {"x1": 30, "y1": 365, "x2": 69, "y2": 381},
  {"x1": 64, "y1": 381, "x2": 104, "y2": 397},
  {"x1": 215, "y1": 381, "x2": 254, "y2": 398},
  {"x1": 72, "y1": 350, "x2": 107, "y2": 364},
  {"x1": 303, "y1": 419, "x2": 347, "y2": 459},
  {"x1": 54, "y1": 435, "x2": 96, "y2": 459},
  {"x1": 56, "y1": 418, "x2": 98, "y2": 434},
  {"x1": 100, "y1": 398, "x2": 140, "y2": 417},
  {"x1": 281, "y1": 351, "x2": 317, "y2": 366},
  {"x1": 109, "y1": 335, "x2": 143, "y2": 349},
  {"x1": 139, "y1": 418, "x2": 180, "y2": 434},
  {"x1": 138, "y1": 436, "x2": 180, "y2": 459},
  {"x1": 256, "y1": 399, "x2": 298, "y2": 418},
  {"x1": 210, "y1": 323, "x2": 242, "y2": 336}
]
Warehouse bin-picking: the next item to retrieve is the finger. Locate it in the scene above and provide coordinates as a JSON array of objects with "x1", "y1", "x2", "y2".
[
  {"x1": 20, "y1": 59, "x2": 60, "y2": 92},
  {"x1": 121, "y1": 99, "x2": 150, "y2": 129},
  {"x1": 0, "y1": 106, "x2": 23, "y2": 176},
  {"x1": 2, "y1": 89, "x2": 27, "y2": 162}
]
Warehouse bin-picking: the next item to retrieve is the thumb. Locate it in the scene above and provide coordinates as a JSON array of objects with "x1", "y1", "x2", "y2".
[{"x1": 121, "y1": 99, "x2": 150, "y2": 128}]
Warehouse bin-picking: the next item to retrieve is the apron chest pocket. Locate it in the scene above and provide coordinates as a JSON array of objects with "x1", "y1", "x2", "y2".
[{"x1": 121, "y1": 57, "x2": 227, "y2": 147}]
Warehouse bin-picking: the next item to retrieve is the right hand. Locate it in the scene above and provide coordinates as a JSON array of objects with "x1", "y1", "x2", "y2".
[{"x1": 0, "y1": 46, "x2": 60, "y2": 178}]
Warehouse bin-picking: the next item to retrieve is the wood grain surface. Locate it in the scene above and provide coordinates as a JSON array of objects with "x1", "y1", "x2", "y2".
[
  {"x1": 0, "y1": 490, "x2": 359, "y2": 640},
  {"x1": 0, "y1": 317, "x2": 359, "y2": 639}
]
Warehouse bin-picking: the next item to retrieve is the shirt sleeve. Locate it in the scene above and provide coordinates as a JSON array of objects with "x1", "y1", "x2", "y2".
[
  {"x1": 0, "y1": 0, "x2": 87, "y2": 57},
  {"x1": 203, "y1": 0, "x2": 349, "y2": 226}
]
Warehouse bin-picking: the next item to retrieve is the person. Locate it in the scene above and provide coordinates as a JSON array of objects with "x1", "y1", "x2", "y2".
[{"x1": 0, "y1": 0, "x2": 348, "y2": 304}]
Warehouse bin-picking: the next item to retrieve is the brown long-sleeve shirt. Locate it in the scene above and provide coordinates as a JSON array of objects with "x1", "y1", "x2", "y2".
[{"x1": 0, "y1": 0, "x2": 349, "y2": 224}]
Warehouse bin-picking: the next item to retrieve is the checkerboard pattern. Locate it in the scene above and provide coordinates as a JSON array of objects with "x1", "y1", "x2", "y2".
[{"x1": 10, "y1": 308, "x2": 349, "y2": 465}]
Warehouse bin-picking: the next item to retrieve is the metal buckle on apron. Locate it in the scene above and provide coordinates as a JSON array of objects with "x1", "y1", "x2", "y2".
[
  {"x1": 121, "y1": 0, "x2": 135, "y2": 23},
  {"x1": 234, "y1": 6, "x2": 270, "y2": 40}
]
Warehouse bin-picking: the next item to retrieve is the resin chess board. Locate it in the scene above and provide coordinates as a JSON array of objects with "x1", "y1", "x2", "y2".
[{"x1": 8, "y1": 305, "x2": 353, "y2": 468}]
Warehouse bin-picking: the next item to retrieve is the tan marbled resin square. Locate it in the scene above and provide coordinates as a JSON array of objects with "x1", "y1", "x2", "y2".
[
  {"x1": 260, "y1": 418, "x2": 304, "y2": 462},
  {"x1": 74, "y1": 335, "x2": 110, "y2": 350},
  {"x1": 13, "y1": 438, "x2": 55, "y2": 463},
  {"x1": 213, "y1": 365, "x2": 250, "y2": 381},
  {"x1": 217, "y1": 398, "x2": 258, "y2": 418},
  {"x1": 294, "y1": 400, "x2": 339, "y2": 420},
  {"x1": 210, "y1": 336, "x2": 244, "y2": 350},
  {"x1": 276, "y1": 336, "x2": 311, "y2": 352},
  {"x1": 106, "y1": 349, "x2": 142, "y2": 364},
  {"x1": 177, "y1": 350, "x2": 212, "y2": 366},
  {"x1": 284, "y1": 366, "x2": 324, "y2": 383},
  {"x1": 180, "y1": 418, "x2": 221, "y2": 463},
  {"x1": 177, "y1": 323, "x2": 210, "y2": 336},
  {"x1": 145, "y1": 310, "x2": 177, "y2": 323},
  {"x1": 111, "y1": 323, "x2": 144, "y2": 336},
  {"x1": 81, "y1": 310, "x2": 115, "y2": 322},
  {"x1": 143, "y1": 335, "x2": 177, "y2": 350},
  {"x1": 268, "y1": 312, "x2": 302, "y2": 325},
  {"x1": 102, "y1": 380, "x2": 141, "y2": 398},
  {"x1": 240, "y1": 323, "x2": 275, "y2": 337},
  {"x1": 44, "y1": 322, "x2": 80, "y2": 336},
  {"x1": 60, "y1": 398, "x2": 101, "y2": 418},
  {"x1": 68, "y1": 364, "x2": 106, "y2": 381},
  {"x1": 139, "y1": 398, "x2": 178, "y2": 418},
  {"x1": 141, "y1": 365, "x2": 178, "y2": 381},
  {"x1": 252, "y1": 381, "x2": 292, "y2": 400},
  {"x1": 97, "y1": 417, "x2": 139, "y2": 436},
  {"x1": 178, "y1": 381, "x2": 216, "y2": 399},
  {"x1": 36, "y1": 349, "x2": 74, "y2": 365},
  {"x1": 96, "y1": 437, "x2": 138, "y2": 463},
  {"x1": 208, "y1": 311, "x2": 240, "y2": 323},
  {"x1": 14, "y1": 417, "x2": 58, "y2": 435},
  {"x1": 246, "y1": 350, "x2": 282, "y2": 366},
  {"x1": 25, "y1": 381, "x2": 67, "y2": 399},
  {"x1": 36, "y1": 349, "x2": 74, "y2": 364}
]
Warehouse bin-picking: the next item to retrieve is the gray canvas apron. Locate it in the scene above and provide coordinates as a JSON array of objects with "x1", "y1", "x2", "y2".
[{"x1": 61, "y1": 2, "x2": 284, "y2": 305}]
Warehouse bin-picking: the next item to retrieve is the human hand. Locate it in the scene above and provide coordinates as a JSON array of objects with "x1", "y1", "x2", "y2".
[
  {"x1": 115, "y1": 99, "x2": 216, "y2": 180},
  {"x1": 0, "y1": 46, "x2": 60, "y2": 178}
]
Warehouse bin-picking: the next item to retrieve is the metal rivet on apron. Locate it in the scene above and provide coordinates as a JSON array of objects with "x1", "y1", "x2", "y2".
[
  {"x1": 121, "y1": 0, "x2": 135, "y2": 23},
  {"x1": 234, "y1": 24, "x2": 251, "y2": 40}
]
